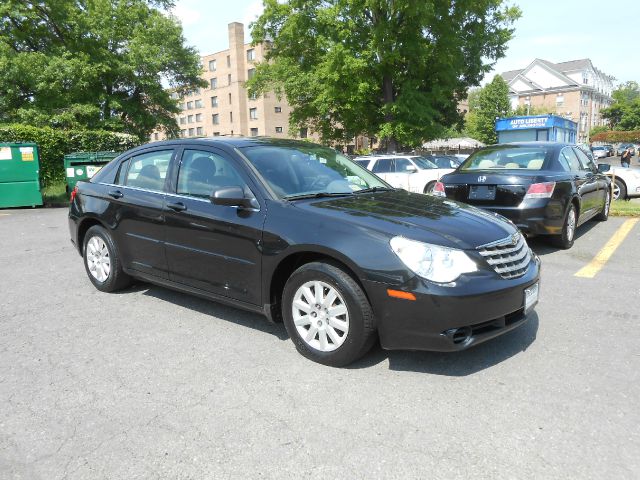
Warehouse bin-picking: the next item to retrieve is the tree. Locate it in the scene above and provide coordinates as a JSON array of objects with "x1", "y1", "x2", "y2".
[
  {"x1": 589, "y1": 125, "x2": 609, "y2": 137},
  {"x1": 248, "y1": 0, "x2": 520, "y2": 151},
  {"x1": 0, "y1": 0, "x2": 205, "y2": 139},
  {"x1": 464, "y1": 75, "x2": 511, "y2": 144},
  {"x1": 602, "y1": 81, "x2": 640, "y2": 131}
]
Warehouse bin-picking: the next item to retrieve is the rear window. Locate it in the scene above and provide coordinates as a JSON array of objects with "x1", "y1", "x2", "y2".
[{"x1": 460, "y1": 146, "x2": 551, "y2": 171}]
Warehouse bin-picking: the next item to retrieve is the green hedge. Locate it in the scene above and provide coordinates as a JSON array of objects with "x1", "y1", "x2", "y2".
[{"x1": 0, "y1": 124, "x2": 140, "y2": 186}]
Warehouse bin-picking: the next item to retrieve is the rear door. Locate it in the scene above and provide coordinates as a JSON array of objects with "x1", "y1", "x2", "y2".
[
  {"x1": 163, "y1": 147, "x2": 266, "y2": 305},
  {"x1": 110, "y1": 149, "x2": 174, "y2": 278}
]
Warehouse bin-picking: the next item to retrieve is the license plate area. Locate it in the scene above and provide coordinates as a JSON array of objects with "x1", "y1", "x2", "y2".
[
  {"x1": 524, "y1": 282, "x2": 539, "y2": 313},
  {"x1": 468, "y1": 185, "x2": 496, "y2": 200}
]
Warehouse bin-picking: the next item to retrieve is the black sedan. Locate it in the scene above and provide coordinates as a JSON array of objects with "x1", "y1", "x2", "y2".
[
  {"x1": 434, "y1": 142, "x2": 611, "y2": 249},
  {"x1": 69, "y1": 138, "x2": 540, "y2": 366}
]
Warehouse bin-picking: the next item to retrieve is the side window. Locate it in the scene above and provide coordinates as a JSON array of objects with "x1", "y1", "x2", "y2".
[
  {"x1": 556, "y1": 153, "x2": 571, "y2": 172},
  {"x1": 124, "y1": 150, "x2": 172, "y2": 191},
  {"x1": 394, "y1": 158, "x2": 412, "y2": 172},
  {"x1": 114, "y1": 159, "x2": 130, "y2": 185},
  {"x1": 574, "y1": 148, "x2": 595, "y2": 171},
  {"x1": 560, "y1": 147, "x2": 581, "y2": 172},
  {"x1": 372, "y1": 158, "x2": 394, "y2": 173},
  {"x1": 177, "y1": 149, "x2": 246, "y2": 199}
]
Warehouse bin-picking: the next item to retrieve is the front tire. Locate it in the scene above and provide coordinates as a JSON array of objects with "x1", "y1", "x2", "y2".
[
  {"x1": 83, "y1": 225, "x2": 131, "y2": 292},
  {"x1": 551, "y1": 204, "x2": 577, "y2": 249},
  {"x1": 612, "y1": 178, "x2": 627, "y2": 201},
  {"x1": 282, "y1": 262, "x2": 376, "y2": 367}
]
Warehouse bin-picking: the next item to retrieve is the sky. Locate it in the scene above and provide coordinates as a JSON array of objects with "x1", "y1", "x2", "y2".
[{"x1": 171, "y1": 0, "x2": 639, "y2": 86}]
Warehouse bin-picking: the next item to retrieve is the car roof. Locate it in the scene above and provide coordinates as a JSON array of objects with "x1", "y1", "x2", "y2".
[{"x1": 141, "y1": 136, "x2": 334, "y2": 150}]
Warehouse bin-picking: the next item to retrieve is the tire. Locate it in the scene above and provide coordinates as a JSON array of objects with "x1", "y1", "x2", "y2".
[
  {"x1": 83, "y1": 225, "x2": 131, "y2": 292},
  {"x1": 594, "y1": 188, "x2": 610, "y2": 221},
  {"x1": 423, "y1": 181, "x2": 436, "y2": 194},
  {"x1": 282, "y1": 262, "x2": 376, "y2": 367},
  {"x1": 550, "y1": 204, "x2": 577, "y2": 249},
  {"x1": 612, "y1": 178, "x2": 627, "y2": 201}
]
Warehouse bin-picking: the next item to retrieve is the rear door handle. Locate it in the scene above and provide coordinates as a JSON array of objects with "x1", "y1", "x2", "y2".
[
  {"x1": 166, "y1": 201, "x2": 187, "y2": 212},
  {"x1": 108, "y1": 189, "x2": 123, "y2": 199}
]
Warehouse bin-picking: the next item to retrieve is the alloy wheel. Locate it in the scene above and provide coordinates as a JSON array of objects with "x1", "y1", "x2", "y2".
[
  {"x1": 566, "y1": 208, "x2": 576, "y2": 242},
  {"x1": 86, "y1": 236, "x2": 111, "y2": 283}
]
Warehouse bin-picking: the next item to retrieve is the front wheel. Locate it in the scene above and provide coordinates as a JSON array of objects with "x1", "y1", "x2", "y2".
[
  {"x1": 282, "y1": 262, "x2": 376, "y2": 367},
  {"x1": 550, "y1": 204, "x2": 577, "y2": 249},
  {"x1": 83, "y1": 225, "x2": 131, "y2": 292},
  {"x1": 612, "y1": 178, "x2": 627, "y2": 201}
]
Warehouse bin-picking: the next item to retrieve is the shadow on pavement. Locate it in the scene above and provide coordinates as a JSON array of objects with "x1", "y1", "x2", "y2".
[
  {"x1": 527, "y1": 220, "x2": 599, "y2": 256},
  {"x1": 349, "y1": 313, "x2": 539, "y2": 375}
]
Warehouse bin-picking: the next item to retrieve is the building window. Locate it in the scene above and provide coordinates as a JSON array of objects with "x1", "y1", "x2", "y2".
[
  {"x1": 210, "y1": 78, "x2": 217, "y2": 89},
  {"x1": 188, "y1": 128, "x2": 195, "y2": 136},
  {"x1": 195, "y1": 113, "x2": 202, "y2": 122},
  {"x1": 247, "y1": 49, "x2": 255, "y2": 62},
  {"x1": 187, "y1": 115, "x2": 193, "y2": 124},
  {"x1": 211, "y1": 96, "x2": 218, "y2": 107},
  {"x1": 556, "y1": 94, "x2": 564, "y2": 107},
  {"x1": 249, "y1": 107, "x2": 258, "y2": 120},
  {"x1": 208, "y1": 59, "x2": 216, "y2": 71},
  {"x1": 180, "y1": 103, "x2": 186, "y2": 110},
  {"x1": 583, "y1": 75, "x2": 588, "y2": 84},
  {"x1": 275, "y1": 126, "x2": 283, "y2": 133},
  {"x1": 179, "y1": 117, "x2": 186, "y2": 125},
  {"x1": 226, "y1": 55, "x2": 231, "y2": 68},
  {"x1": 299, "y1": 127, "x2": 308, "y2": 139},
  {"x1": 181, "y1": 129, "x2": 186, "y2": 137},
  {"x1": 212, "y1": 114, "x2": 219, "y2": 125},
  {"x1": 230, "y1": 111, "x2": 233, "y2": 123},
  {"x1": 213, "y1": 132, "x2": 220, "y2": 136},
  {"x1": 248, "y1": 91, "x2": 257, "y2": 100},
  {"x1": 228, "y1": 73, "x2": 232, "y2": 85},
  {"x1": 250, "y1": 127, "x2": 258, "y2": 137},
  {"x1": 247, "y1": 68, "x2": 256, "y2": 80},
  {"x1": 196, "y1": 127, "x2": 203, "y2": 136},
  {"x1": 194, "y1": 99, "x2": 203, "y2": 108},
  {"x1": 274, "y1": 106, "x2": 282, "y2": 113},
  {"x1": 186, "y1": 101, "x2": 193, "y2": 110},
  {"x1": 228, "y1": 93, "x2": 232, "y2": 104},
  {"x1": 154, "y1": 133, "x2": 159, "y2": 140}
]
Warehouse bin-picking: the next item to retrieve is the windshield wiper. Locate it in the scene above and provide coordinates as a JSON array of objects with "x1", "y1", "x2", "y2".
[
  {"x1": 284, "y1": 192, "x2": 354, "y2": 201},
  {"x1": 354, "y1": 186, "x2": 395, "y2": 194}
]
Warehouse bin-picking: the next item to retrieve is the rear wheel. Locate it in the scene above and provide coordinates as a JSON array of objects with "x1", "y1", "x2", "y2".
[
  {"x1": 612, "y1": 178, "x2": 627, "y2": 201},
  {"x1": 423, "y1": 181, "x2": 436, "y2": 194},
  {"x1": 282, "y1": 262, "x2": 376, "y2": 367},
  {"x1": 594, "y1": 189, "x2": 610, "y2": 221},
  {"x1": 83, "y1": 225, "x2": 131, "y2": 292},
  {"x1": 551, "y1": 204, "x2": 577, "y2": 249}
]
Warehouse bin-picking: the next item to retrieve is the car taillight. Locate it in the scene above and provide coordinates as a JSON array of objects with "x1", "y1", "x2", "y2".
[
  {"x1": 524, "y1": 182, "x2": 555, "y2": 199},
  {"x1": 433, "y1": 181, "x2": 446, "y2": 197},
  {"x1": 70, "y1": 186, "x2": 78, "y2": 203}
]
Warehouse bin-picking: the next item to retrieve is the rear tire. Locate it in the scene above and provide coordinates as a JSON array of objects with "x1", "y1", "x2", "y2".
[
  {"x1": 550, "y1": 204, "x2": 577, "y2": 249},
  {"x1": 83, "y1": 225, "x2": 131, "y2": 292},
  {"x1": 282, "y1": 262, "x2": 376, "y2": 367},
  {"x1": 594, "y1": 189, "x2": 610, "y2": 221},
  {"x1": 423, "y1": 181, "x2": 436, "y2": 194}
]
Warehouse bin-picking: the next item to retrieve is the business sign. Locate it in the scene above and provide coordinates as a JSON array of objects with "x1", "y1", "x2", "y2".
[{"x1": 496, "y1": 115, "x2": 578, "y2": 132}]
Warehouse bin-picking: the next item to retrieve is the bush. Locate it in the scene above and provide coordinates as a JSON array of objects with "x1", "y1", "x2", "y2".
[
  {"x1": 590, "y1": 130, "x2": 640, "y2": 144},
  {"x1": 0, "y1": 124, "x2": 140, "y2": 186}
]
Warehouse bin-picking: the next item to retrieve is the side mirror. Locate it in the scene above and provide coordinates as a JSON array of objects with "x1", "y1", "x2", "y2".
[
  {"x1": 405, "y1": 165, "x2": 417, "y2": 173},
  {"x1": 597, "y1": 163, "x2": 611, "y2": 173},
  {"x1": 211, "y1": 186, "x2": 254, "y2": 208}
]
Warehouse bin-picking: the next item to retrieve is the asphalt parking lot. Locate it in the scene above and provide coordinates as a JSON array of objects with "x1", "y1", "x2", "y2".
[{"x1": 1, "y1": 207, "x2": 638, "y2": 479}]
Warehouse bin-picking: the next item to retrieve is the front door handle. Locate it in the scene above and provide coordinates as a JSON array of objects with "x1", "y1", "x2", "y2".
[
  {"x1": 166, "y1": 201, "x2": 187, "y2": 212},
  {"x1": 108, "y1": 189, "x2": 123, "y2": 199}
]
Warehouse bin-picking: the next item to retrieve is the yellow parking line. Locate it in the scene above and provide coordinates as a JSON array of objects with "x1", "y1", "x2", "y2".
[{"x1": 575, "y1": 218, "x2": 639, "y2": 278}]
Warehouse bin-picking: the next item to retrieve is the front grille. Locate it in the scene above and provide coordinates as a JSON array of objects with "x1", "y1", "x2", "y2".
[{"x1": 477, "y1": 232, "x2": 531, "y2": 279}]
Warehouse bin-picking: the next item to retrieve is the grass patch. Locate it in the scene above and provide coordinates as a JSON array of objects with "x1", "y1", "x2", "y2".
[
  {"x1": 42, "y1": 181, "x2": 68, "y2": 205},
  {"x1": 610, "y1": 200, "x2": 640, "y2": 217}
]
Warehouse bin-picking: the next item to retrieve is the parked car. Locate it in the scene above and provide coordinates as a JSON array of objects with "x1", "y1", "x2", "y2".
[
  {"x1": 618, "y1": 143, "x2": 636, "y2": 156},
  {"x1": 436, "y1": 142, "x2": 611, "y2": 249},
  {"x1": 427, "y1": 154, "x2": 463, "y2": 169},
  {"x1": 603, "y1": 145, "x2": 614, "y2": 157},
  {"x1": 590, "y1": 146, "x2": 608, "y2": 159},
  {"x1": 69, "y1": 138, "x2": 540, "y2": 366},
  {"x1": 598, "y1": 164, "x2": 640, "y2": 200},
  {"x1": 355, "y1": 154, "x2": 453, "y2": 193}
]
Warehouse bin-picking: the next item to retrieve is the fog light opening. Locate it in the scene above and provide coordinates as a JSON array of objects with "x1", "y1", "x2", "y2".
[{"x1": 450, "y1": 326, "x2": 472, "y2": 345}]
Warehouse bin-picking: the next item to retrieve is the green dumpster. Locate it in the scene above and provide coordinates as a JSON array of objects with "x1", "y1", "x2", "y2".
[
  {"x1": 0, "y1": 143, "x2": 43, "y2": 208},
  {"x1": 64, "y1": 151, "x2": 120, "y2": 193}
]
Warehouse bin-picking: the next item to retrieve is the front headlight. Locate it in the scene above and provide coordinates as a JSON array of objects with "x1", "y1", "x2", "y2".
[{"x1": 389, "y1": 236, "x2": 477, "y2": 283}]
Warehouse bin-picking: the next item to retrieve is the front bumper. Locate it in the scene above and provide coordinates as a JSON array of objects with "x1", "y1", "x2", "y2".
[{"x1": 365, "y1": 254, "x2": 540, "y2": 352}]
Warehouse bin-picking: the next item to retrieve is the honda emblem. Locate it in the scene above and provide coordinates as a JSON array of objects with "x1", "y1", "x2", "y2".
[{"x1": 477, "y1": 175, "x2": 487, "y2": 183}]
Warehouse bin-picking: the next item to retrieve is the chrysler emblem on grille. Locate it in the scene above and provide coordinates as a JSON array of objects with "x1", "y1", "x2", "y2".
[
  {"x1": 477, "y1": 175, "x2": 487, "y2": 183},
  {"x1": 510, "y1": 233, "x2": 520, "y2": 246}
]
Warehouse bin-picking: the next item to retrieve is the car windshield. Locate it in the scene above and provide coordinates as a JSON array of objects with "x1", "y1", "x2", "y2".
[
  {"x1": 413, "y1": 156, "x2": 438, "y2": 169},
  {"x1": 460, "y1": 146, "x2": 552, "y2": 171},
  {"x1": 592, "y1": 146, "x2": 605, "y2": 150},
  {"x1": 240, "y1": 145, "x2": 390, "y2": 199}
]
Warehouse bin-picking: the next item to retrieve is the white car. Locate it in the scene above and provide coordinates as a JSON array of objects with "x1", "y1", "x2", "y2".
[
  {"x1": 354, "y1": 154, "x2": 454, "y2": 194},
  {"x1": 602, "y1": 165, "x2": 640, "y2": 200},
  {"x1": 590, "y1": 146, "x2": 608, "y2": 159}
]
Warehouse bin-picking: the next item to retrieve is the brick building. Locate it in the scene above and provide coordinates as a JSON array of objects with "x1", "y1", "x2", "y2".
[
  {"x1": 151, "y1": 22, "x2": 306, "y2": 142},
  {"x1": 501, "y1": 59, "x2": 615, "y2": 143}
]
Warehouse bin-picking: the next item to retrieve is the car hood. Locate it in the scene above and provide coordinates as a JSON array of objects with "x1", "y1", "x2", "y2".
[{"x1": 292, "y1": 190, "x2": 517, "y2": 250}]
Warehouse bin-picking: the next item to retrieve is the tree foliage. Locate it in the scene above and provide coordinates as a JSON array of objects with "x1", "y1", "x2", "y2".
[
  {"x1": 0, "y1": 0, "x2": 205, "y2": 139},
  {"x1": 464, "y1": 75, "x2": 511, "y2": 144},
  {"x1": 601, "y1": 81, "x2": 640, "y2": 131},
  {"x1": 248, "y1": 0, "x2": 520, "y2": 151},
  {"x1": 590, "y1": 130, "x2": 640, "y2": 143}
]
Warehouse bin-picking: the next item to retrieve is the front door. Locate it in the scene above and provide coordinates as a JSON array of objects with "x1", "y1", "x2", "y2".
[
  {"x1": 163, "y1": 147, "x2": 265, "y2": 306},
  {"x1": 561, "y1": 147, "x2": 599, "y2": 221}
]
